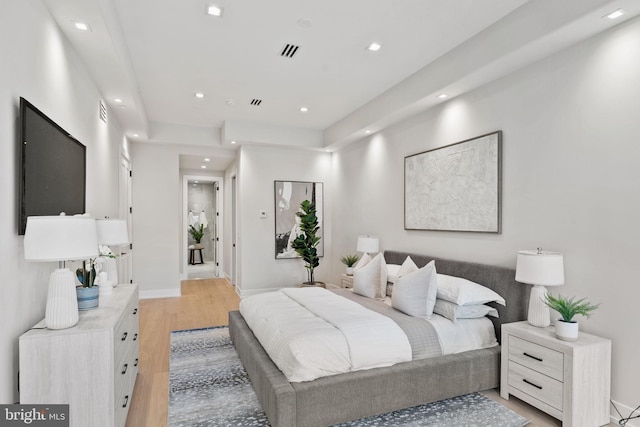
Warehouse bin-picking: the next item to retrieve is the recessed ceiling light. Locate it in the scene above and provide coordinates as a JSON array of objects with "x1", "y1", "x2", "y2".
[
  {"x1": 207, "y1": 5, "x2": 223, "y2": 17},
  {"x1": 604, "y1": 9, "x2": 624, "y2": 19},
  {"x1": 195, "y1": 92, "x2": 205, "y2": 99},
  {"x1": 74, "y1": 22, "x2": 91, "y2": 31},
  {"x1": 118, "y1": 105, "x2": 126, "y2": 109},
  {"x1": 300, "y1": 106, "x2": 309, "y2": 113},
  {"x1": 230, "y1": 140, "x2": 237, "y2": 144},
  {"x1": 365, "y1": 130, "x2": 372, "y2": 134},
  {"x1": 204, "y1": 158, "x2": 211, "y2": 162},
  {"x1": 437, "y1": 94, "x2": 448, "y2": 99},
  {"x1": 297, "y1": 18, "x2": 312, "y2": 28},
  {"x1": 194, "y1": 180, "x2": 199, "y2": 183},
  {"x1": 367, "y1": 42, "x2": 382, "y2": 52},
  {"x1": 226, "y1": 99, "x2": 236, "y2": 106},
  {"x1": 132, "y1": 133, "x2": 139, "y2": 137},
  {"x1": 201, "y1": 165, "x2": 207, "y2": 169},
  {"x1": 114, "y1": 98, "x2": 123, "y2": 103}
]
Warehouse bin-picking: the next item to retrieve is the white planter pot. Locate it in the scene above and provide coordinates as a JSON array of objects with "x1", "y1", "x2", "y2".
[
  {"x1": 555, "y1": 319, "x2": 579, "y2": 342},
  {"x1": 345, "y1": 267, "x2": 354, "y2": 275}
]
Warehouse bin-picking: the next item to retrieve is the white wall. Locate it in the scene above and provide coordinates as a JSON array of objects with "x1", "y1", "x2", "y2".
[
  {"x1": 0, "y1": 0, "x2": 124, "y2": 403},
  {"x1": 332, "y1": 17, "x2": 640, "y2": 416},
  {"x1": 236, "y1": 146, "x2": 332, "y2": 296}
]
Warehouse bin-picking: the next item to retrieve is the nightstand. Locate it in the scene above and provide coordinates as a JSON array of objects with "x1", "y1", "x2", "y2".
[
  {"x1": 340, "y1": 274, "x2": 353, "y2": 288},
  {"x1": 500, "y1": 321, "x2": 611, "y2": 427}
]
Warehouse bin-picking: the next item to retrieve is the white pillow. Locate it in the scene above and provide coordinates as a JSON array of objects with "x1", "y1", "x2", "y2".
[
  {"x1": 392, "y1": 261, "x2": 437, "y2": 318},
  {"x1": 353, "y1": 253, "x2": 387, "y2": 300},
  {"x1": 387, "y1": 257, "x2": 419, "y2": 284},
  {"x1": 354, "y1": 252, "x2": 371, "y2": 271},
  {"x1": 398, "y1": 256, "x2": 419, "y2": 277},
  {"x1": 386, "y1": 264, "x2": 402, "y2": 283},
  {"x1": 434, "y1": 299, "x2": 499, "y2": 322},
  {"x1": 436, "y1": 274, "x2": 506, "y2": 306}
]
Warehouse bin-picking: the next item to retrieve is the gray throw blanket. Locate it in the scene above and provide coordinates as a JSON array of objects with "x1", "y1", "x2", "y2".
[{"x1": 333, "y1": 289, "x2": 443, "y2": 359}]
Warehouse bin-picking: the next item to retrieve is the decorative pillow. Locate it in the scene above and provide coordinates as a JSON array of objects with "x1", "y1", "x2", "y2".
[
  {"x1": 398, "y1": 256, "x2": 419, "y2": 277},
  {"x1": 386, "y1": 264, "x2": 402, "y2": 283},
  {"x1": 353, "y1": 253, "x2": 387, "y2": 300},
  {"x1": 436, "y1": 274, "x2": 506, "y2": 306},
  {"x1": 433, "y1": 299, "x2": 499, "y2": 322},
  {"x1": 354, "y1": 252, "x2": 371, "y2": 271},
  {"x1": 391, "y1": 261, "x2": 437, "y2": 318}
]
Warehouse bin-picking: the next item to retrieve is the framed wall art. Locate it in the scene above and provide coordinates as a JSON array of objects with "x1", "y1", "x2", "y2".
[
  {"x1": 274, "y1": 181, "x2": 324, "y2": 258},
  {"x1": 404, "y1": 131, "x2": 502, "y2": 233}
]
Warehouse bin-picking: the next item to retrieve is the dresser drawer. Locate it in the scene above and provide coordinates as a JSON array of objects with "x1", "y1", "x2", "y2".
[
  {"x1": 509, "y1": 336, "x2": 564, "y2": 381},
  {"x1": 114, "y1": 299, "x2": 139, "y2": 366},
  {"x1": 508, "y1": 360, "x2": 563, "y2": 411}
]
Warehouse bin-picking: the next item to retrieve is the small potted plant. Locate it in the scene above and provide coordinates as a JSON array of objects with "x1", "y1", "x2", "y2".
[
  {"x1": 340, "y1": 254, "x2": 360, "y2": 275},
  {"x1": 544, "y1": 293, "x2": 599, "y2": 341},
  {"x1": 189, "y1": 224, "x2": 204, "y2": 247}
]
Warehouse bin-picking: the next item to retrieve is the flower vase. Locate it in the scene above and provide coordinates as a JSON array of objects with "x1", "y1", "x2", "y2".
[{"x1": 76, "y1": 286, "x2": 99, "y2": 311}]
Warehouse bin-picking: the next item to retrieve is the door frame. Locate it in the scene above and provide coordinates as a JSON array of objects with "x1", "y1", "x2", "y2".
[{"x1": 182, "y1": 174, "x2": 223, "y2": 279}]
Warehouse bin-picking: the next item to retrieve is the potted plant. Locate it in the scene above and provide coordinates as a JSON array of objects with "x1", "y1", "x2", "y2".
[
  {"x1": 189, "y1": 224, "x2": 204, "y2": 247},
  {"x1": 75, "y1": 257, "x2": 100, "y2": 310},
  {"x1": 291, "y1": 200, "x2": 322, "y2": 286},
  {"x1": 544, "y1": 293, "x2": 599, "y2": 341},
  {"x1": 340, "y1": 254, "x2": 359, "y2": 275}
]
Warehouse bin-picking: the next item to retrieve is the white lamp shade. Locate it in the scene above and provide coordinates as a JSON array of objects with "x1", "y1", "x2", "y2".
[
  {"x1": 357, "y1": 235, "x2": 379, "y2": 253},
  {"x1": 516, "y1": 250, "x2": 564, "y2": 286},
  {"x1": 96, "y1": 219, "x2": 129, "y2": 245},
  {"x1": 24, "y1": 216, "x2": 99, "y2": 262}
]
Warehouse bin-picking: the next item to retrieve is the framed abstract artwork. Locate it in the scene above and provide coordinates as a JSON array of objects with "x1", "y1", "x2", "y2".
[
  {"x1": 274, "y1": 181, "x2": 324, "y2": 258},
  {"x1": 404, "y1": 131, "x2": 502, "y2": 233}
]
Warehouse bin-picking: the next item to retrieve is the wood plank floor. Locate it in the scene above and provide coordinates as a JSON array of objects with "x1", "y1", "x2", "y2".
[{"x1": 125, "y1": 278, "x2": 613, "y2": 426}]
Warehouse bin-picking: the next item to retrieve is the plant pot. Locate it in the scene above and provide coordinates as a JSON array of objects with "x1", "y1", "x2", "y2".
[
  {"x1": 76, "y1": 286, "x2": 99, "y2": 311},
  {"x1": 555, "y1": 319, "x2": 579, "y2": 342},
  {"x1": 345, "y1": 267, "x2": 354, "y2": 275},
  {"x1": 300, "y1": 281, "x2": 325, "y2": 288}
]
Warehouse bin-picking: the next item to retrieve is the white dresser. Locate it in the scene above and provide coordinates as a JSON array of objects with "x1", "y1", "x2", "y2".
[
  {"x1": 500, "y1": 321, "x2": 611, "y2": 427},
  {"x1": 20, "y1": 284, "x2": 139, "y2": 427}
]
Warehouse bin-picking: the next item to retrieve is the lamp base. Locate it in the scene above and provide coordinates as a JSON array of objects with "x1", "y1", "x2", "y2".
[
  {"x1": 527, "y1": 284, "x2": 551, "y2": 327},
  {"x1": 45, "y1": 269, "x2": 79, "y2": 330},
  {"x1": 104, "y1": 257, "x2": 119, "y2": 287}
]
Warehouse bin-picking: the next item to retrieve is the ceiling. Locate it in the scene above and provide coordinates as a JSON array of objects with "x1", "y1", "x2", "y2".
[{"x1": 41, "y1": 0, "x2": 639, "y2": 170}]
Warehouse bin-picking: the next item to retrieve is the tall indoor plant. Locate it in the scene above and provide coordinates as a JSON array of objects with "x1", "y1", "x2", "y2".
[{"x1": 291, "y1": 199, "x2": 321, "y2": 285}]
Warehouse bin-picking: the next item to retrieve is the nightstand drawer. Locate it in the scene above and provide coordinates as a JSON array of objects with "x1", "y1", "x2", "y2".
[
  {"x1": 508, "y1": 360, "x2": 563, "y2": 411},
  {"x1": 509, "y1": 336, "x2": 564, "y2": 381}
]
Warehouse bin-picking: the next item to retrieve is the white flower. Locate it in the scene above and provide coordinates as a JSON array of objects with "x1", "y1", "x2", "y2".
[{"x1": 99, "y1": 245, "x2": 116, "y2": 258}]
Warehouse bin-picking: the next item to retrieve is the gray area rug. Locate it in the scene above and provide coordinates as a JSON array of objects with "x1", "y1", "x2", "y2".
[{"x1": 168, "y1": 326, "x2": 530, "y2": 427}]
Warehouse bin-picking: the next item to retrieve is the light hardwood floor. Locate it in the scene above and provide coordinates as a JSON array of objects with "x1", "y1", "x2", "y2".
[{"x1": 125, "y1": 278, "x2": 613, "y2": 426}]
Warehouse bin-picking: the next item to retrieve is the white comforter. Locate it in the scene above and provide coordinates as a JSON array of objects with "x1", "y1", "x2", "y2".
[{"x1": 239, "y1": 287, "x2": 412, "y2": 382}]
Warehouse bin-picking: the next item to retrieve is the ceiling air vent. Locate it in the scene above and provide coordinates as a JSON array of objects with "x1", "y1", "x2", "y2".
[
  {"x1": 250, "y1": 99, "x2": 262, "y2": 106},
  {"x1": 280, "y1": 44, "x2": 300, "y2": 58}
]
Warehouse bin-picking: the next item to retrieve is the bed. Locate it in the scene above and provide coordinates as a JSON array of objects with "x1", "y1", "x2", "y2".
[{"x1": 228, "y1": 250, "x2": 531, "y2": 427}]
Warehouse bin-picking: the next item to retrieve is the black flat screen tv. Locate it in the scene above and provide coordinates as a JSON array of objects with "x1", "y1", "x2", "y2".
[{"x1": 18, "y1": 97, "x2": 86, "y2": 235}]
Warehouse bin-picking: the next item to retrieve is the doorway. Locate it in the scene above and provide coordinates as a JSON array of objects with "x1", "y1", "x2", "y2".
[{"x1": 183, "y1": 175, "x2": 223, "y2": 280}]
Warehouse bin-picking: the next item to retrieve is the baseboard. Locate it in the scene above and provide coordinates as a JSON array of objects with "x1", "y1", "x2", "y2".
[
  {"x1": 139, "y1": 288, "x2": 181, "y2": 299},
  {"x1": 611, "y1": 400, "x2": 640, "y2": 427}
]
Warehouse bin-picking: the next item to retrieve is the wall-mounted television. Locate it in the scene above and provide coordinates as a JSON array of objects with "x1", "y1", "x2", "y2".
[{"x1": 18, "y1": 97, "x2": 86, "y2": 235}]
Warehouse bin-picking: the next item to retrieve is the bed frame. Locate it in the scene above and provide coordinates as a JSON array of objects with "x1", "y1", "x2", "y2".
[{"x1": 229, "y1": 250, "x2": 531, "y2": 427}]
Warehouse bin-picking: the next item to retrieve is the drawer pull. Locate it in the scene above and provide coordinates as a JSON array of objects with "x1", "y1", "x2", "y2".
[
  {"x1": 132, "y1": 308, "x2": 138, "y2": 315},
  {"x1": 121, "y1": 363, "x2": 128, "y2": 375},
  {"x1": 523, "y1": 378, "x2": 543, "y2": 390},
  {"x1": 134, "y1": 358, "x2": 139, "y2": 367},
  {"x1": 122, "y1": 395, "x2": 129, "y2": 408},
  {"x1": 121, "y1": 332, "x2": 128, "y2": 341},
  {"x1": 133, "y1": 333, "x2": 138, "y2": 341},
  {"x1": 523, "y1": 352, "x2": 543, "y2": 362}
]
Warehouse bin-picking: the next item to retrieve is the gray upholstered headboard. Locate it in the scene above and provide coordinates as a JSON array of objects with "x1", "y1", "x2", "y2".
[{"x1": 384, "y1": 250, "x2": 530, "y2": 343}]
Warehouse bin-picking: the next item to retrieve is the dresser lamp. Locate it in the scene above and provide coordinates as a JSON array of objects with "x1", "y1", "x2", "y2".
[
  {"x1": 24, "y1": 215, "x2": 99, "y2": 330},
  {"x1": 96, "y1": 219, "x2": 129, "y2": 289},
  {"x1": 515, "y1": 248, "x2": 565, "y2": 327},
  {"x1": 356, "y1": 235, "x2": 379, "y2": 256}
]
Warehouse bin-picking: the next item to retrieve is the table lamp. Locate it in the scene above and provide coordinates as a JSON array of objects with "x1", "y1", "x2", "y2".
[
  {"x1": 515, "y1": 248, "x2": 565, "y2": 327},
  {"x1": 357, "y1": 235, "x2": 379, "y2": 256},
  {"x1": 96, "y1": 219, "x2": 129, "y2": 288},
  {"x1": 24, "y1": 215, "x2": 99, "y2": 329}
]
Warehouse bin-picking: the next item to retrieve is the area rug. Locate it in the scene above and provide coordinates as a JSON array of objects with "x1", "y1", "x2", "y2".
[{"x1": 168, "y1": 326, "x2": 530, "y2": 427}]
